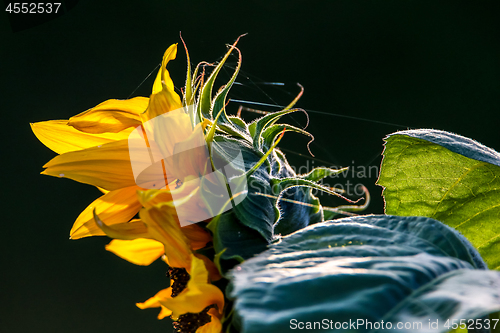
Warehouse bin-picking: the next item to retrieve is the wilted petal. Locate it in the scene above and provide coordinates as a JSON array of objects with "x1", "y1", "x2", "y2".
[
  {"x1": 30, "y1": 120, "x2": 132, "y2": 154},
  {"x1": 70, "y1": 185, "x2": 142, "y2": 239},
  {"x1": 68, "y1": 97, "x2": 147, "y2": 133},
  {"x1": 105, "y1": 238, "x2": 164, "y2": 266}
]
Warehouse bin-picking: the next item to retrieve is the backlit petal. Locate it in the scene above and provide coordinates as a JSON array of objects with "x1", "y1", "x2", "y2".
[
  {"x1": 152, "y1": 44, "x2": 178, "y2": 95},
  {"x1": 70, "y1": 185, "x2": 142, "y2": 239},
  {"x1": 137, "y1": 188, "x2": 174, "y2": 209},
  {"x1": 149, "y1": 109, "x2": 193, "y2": 163},
  {"x1": 142, "y1": 88, "x2": 183, "y2": 124},
  {"x1": 169, "y1": 121, "x2": 210, "y2": 181},
  {"x1": 137, "y1": 177, "x2": 201, "y2": 209},
  {"x1": 105, "y1": 239, "x2": 164, "y2": 266},
  {"x1": 94, "y1": 210, "x2": 150, "y2": 240},
  {"x1": 31, "y1": 120, "x2": 132, "y2": 154},
  {"x1": 68, "y1": 97, "x2": 147, "y2": 133},
  {"x1": 136, "y1": 188, "x2": 212, "y2": 250},
  {"x1": 42, "y1": 139, "x2": 145, "y2": 191},
  {"x1": 136, "y1": 288, "x2": 173, "y2": 319},
  {"x1": 139, "y1": 204, "x2": 192, "y2": 269},
  {"x1": 143, "y1": 45, "x2": 182, "y2": 122}
]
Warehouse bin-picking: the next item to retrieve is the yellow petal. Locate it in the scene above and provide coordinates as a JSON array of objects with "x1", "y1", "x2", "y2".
[
  {"x1": 152, "y1": 44, "x2": 179, "y2": 95},
  {"x1": 142, "y1": 45, "x2": 182, "y2": 123},
  {"x1": 105, "y1": 239, "x2": 164, "y2": 266},
  {"x1": 150, "y1": 110, "x2": 194, "y2": 165},
  {"x1": 94, "y1": 211, "x2": 150, "y2": 240},
  {"x1": 161, "y1": 117, "x2": 210, "y2": 181},
  {"x1": 161, "y1": 256, "x2": 224, "y2": 319},
  {"x1": 196, "y1": 308, "x2": 222, "y2": 333},
  {"x1": 137, "y1": 188, "x2": 174, "y2": 209},
  {"x1": 194, "y1": 254, "x2": 222, "y2": 281},
  {"x1": 136, "y1": 288, "x2": 173, "y2": 319},
  {"x1": 137, "y1": 177, "x2": 201, "y2": 209},
  {"x1": 31, "y1": 120, "x2": 132, "y2": 154},
  {"x1": 136, "y1": 188, "x2": 211, "y2": 250},
  {"x1": 70, "y1": 186, "x2": 142, "y2": 239},
  {"x1": 42, "y1": 139, "x2": 140, "y2": 191},
  {"x1": 168, "y1": 179, "x2": 214, "y2": 226},
  {"x1": 139, "y1": 204, "x2": 192, "y2": 269},
  {"x1": 142, "y1": 88, "x2": 183, "y2": 124},
  {"x1": 68, "y1": 97, "x2": 147, "y2": 134}
]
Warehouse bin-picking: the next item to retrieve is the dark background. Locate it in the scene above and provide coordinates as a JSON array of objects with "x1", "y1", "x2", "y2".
[{"x1": 2, "y1": 1, "x2": 500, "y2": 332}]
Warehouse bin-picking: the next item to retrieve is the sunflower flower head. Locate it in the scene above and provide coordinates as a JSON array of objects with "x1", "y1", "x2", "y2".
[{"x1": 32, "y1": 38, "x2": 366, "y2": 332}]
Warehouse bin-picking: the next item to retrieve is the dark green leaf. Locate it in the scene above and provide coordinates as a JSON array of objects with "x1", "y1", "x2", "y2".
[
  {"x1": 207, "y1": 211, "x2": 268, "y2": 266},
  {"x1": 229, "y1": 215, "x2": 500, "y2": 333}
]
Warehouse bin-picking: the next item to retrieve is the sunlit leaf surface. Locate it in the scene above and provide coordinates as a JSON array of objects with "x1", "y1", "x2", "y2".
[
  {"x1": 377, "y1": 129, "x2": 500, "y2": 269},
  {"x1": 229, "y1": 215, "x2": 500, "y2": 333}
]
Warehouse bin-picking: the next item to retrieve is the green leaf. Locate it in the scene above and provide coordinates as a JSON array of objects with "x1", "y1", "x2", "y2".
[
  {"x1": 228, "y1": 215, "x2": 500, "y2": 333},
  {"x1": 378, "y1": 270, "x2": 500, "y2": 332},
  {"x1": 377, "y1": 129, "x2": 500, "y2": 269}
]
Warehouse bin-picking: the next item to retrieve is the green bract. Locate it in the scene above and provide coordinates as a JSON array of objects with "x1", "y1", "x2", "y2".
[
  {"x1": 184, "y1": 43, "x2": 500, "y2": 333},
  {"x1": 188, "y1": 42, "x2": 350, "y2": 267},
  {"x1": 377, "y1": 129, "x2": 500, "y2": 269},
  {"x1": 193, "y1": 42, "x2": 500, "y2": 333}
]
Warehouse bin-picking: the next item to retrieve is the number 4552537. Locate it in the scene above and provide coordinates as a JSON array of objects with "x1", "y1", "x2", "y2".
[{"x1": 6, "y1": 3, "x2": 61, "y2": 14}]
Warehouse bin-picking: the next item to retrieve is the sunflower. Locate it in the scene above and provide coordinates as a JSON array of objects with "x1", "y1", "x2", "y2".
[
  {"x1": 33, "y1": 38, "x2": 362, "y2": 333},
  {"x1": 32, "y1": 43, "x2": 224, "y2": 331}
]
